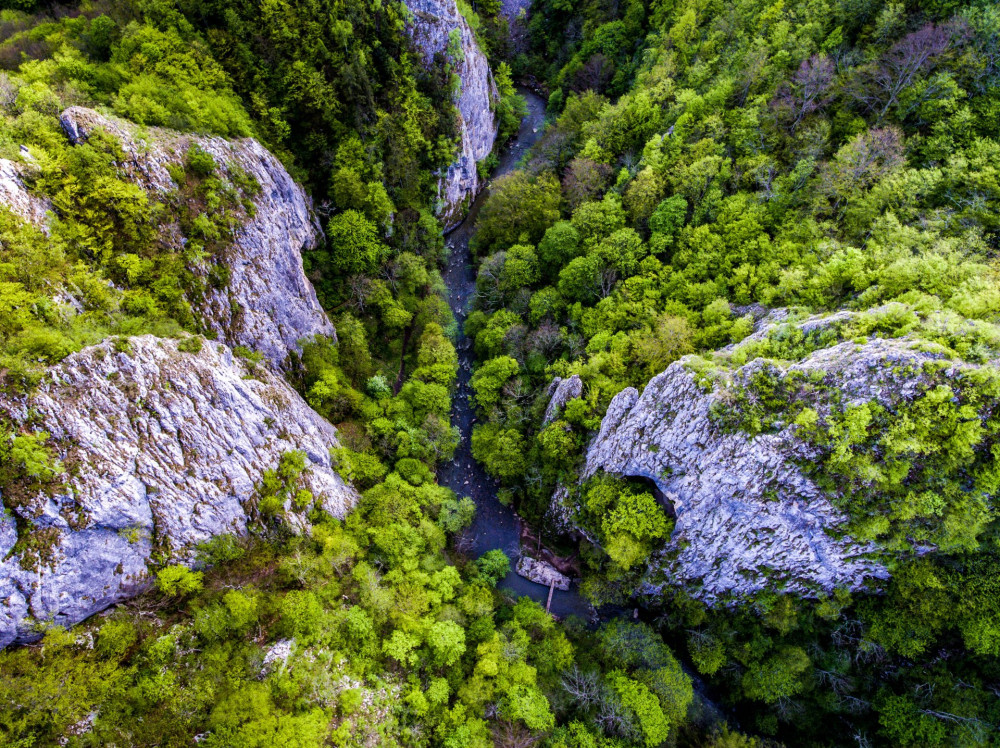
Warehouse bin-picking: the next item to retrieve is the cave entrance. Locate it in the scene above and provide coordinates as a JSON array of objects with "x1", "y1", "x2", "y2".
[{"x1": 624, "y1": 474, "x2": 676, "y2": 518}]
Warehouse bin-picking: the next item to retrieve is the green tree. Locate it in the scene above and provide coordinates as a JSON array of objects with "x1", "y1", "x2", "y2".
[
  {"x1": 470, "y1": 356, "x2": 520, "y2": 410},
  {"x1": 474, "y1": 172, "x2": 561, "y2": 254},
  {"x1": 326, "y1": 210, "x2": 389, "y2": 275},
  {"x1": 471, "y1": 424, "x2": 526, "y2": 481}
]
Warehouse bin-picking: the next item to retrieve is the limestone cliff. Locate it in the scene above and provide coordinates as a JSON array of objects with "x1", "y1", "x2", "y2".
[
  {"x1": 404, "y1": 0, "x2": 499, "y2": 229},
  {"x1": 548, "y1": 320, "x2": 985, "y2": 601},
  {"x1": 0, "y1": 158, "x2": 50, "y2": 228},
  {"x1": 59, "y1": 107, "x2": 335, "y2": 367},
  {"x1": 0, "y1": 335, "x2": 358, "y2": 648}
]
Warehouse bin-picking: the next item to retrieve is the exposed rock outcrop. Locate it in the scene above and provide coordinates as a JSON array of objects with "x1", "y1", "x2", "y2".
[
  {"x1": 500, "y1": 0, "x2": 533, "y2": 55},
  {"x1": 559, "y1": 333, "x2": 969, "y2": 601},
  {"x1": 0, "y1": 335, "x2": 358, "y2": 647},
  {"x1": 404, "y1": 0, "x2": 498, "y2": 229},
  {"x1": 59, "y1": 107, "x2": 335, "y2": 367},
  {"x1": 516, "y1": 555, "x2": 571, "y2": 591},
  {"x1": 500, "y1": 0, "x2": 532, "y2": 20},
  {"x1": 0, "y1": 158, "x2": 50, "y2": 228},
  {"x1": 543, "y1": 375, "x2": 583, "y2": 425}
]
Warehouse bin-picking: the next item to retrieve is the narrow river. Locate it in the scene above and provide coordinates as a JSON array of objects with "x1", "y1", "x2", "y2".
[
  {"x1": 437, "y1": 88, "x2": 730, "y2": 726},
  {"x1": 438, "y1": 88, "x2": 594, "y2": 619}
]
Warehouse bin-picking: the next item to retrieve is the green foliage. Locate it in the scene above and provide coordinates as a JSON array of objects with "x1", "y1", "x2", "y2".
[
  {"x1": 473, "y1": 171, "x2": 562, "y2": 255},
  {"x1": 438, "y1": 494, "x2": 476, "y2": 533},
  {"x1": 156, "y1": 565, "x2": 204, "y2": 597},
  {"x1": 495, "y1": 62, "x2": 527, "y2": 143},
  {"x1": 740, "y1": 645, "x2": 811, "y2": 704},
  {"x1": 580, "y1": 474, "x2": 672, "y2": 571},
  {"x1": 0, "y1": 429, "x2": 63, "y2": 485},
  {"x1": 475, "y1": 549, "x2": 510, "y2": 587},
  {"x1": 176, "y1": 334, "x2": 203, "y2": 353},
  {"x1": 326, "y1": 210, "x2": 389, "y2": 276},
  {"x1": 471, "y1": 423, "x2": 526, "y2": 481},
  {"x1": 470, "y1": 355, "x2": 520, "y2": 411},
  {"x1": 608, "y1": 672, "x2": 671, "y2": 746},
  {"x1": 2, "y1": 0, "x2": 1000, "y2": 744},
  {"x1": 255, "y1": 451, "x2": 310, "y2": 519}
]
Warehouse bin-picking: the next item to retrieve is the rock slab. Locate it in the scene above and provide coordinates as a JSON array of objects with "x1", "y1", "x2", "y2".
[
  {"x1": 0, "y1": 335, "x2": 358, "y2": 647},
  {"x1": 516, "y1": 555, "x2": 571, "y2": 591}
]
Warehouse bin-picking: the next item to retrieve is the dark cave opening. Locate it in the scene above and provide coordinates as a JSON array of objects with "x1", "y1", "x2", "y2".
[{"x1": 625, "y1": 474, "x2": 676, "y2": 518}]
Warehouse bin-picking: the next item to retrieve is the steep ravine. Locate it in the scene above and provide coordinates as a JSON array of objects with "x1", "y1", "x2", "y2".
[
  {"x1": 440, "y1": 88, "x2": 730, "y2": 726},
  {"x1": 438, "y1": 88, "x2": 594, "y2": 620}
]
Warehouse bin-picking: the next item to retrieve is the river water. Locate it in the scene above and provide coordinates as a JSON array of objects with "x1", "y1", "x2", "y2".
[{"x1": 437, "y1": 88, "x2": 595, "y2": 620}]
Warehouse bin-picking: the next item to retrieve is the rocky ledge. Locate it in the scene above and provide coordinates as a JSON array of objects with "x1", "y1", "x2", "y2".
[
  {"x1": 0, "y1": 158, "x2": 51, "y2": 228},
  {"x1": 59, "y1": 107, "x2": 335, "y2": 367},
  {"x1": 552, "y1": 327, "x2": 977, "y2": 601},
  {"x1": 516, "y1": 556, "x2": 571, "y2": 591},
  {"x1": 404, "y1": 0, "x2": 498, "y2": 229},
  {"x1": 0, "y1": 335, "x2": 358, "y2": 647}
]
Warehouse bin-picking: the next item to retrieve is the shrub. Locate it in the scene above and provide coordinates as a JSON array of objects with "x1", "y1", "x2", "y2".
[{"x1": 156, "y1": 565, "x2": 204, "y2": 597}]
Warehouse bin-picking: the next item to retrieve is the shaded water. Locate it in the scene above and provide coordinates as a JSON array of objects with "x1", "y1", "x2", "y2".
[{"x1": 438, "y1": 88, "x2": 595, "y2": 620}]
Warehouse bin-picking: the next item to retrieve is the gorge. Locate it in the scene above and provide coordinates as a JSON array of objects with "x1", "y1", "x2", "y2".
[{"x1": 1, "y1": 0, "x2": 999, "y2": 744}]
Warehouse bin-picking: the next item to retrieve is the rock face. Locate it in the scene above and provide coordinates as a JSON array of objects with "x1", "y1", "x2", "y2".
[
  {"x1": 543, "y1": 374, "x2": 583, "y2": 425},
  {"x1": 500, "y1": 0, "x2": 532, "y2": 20},
  {"x1": 0, "y1": 336, "x2": 358, "y2": 647},
  {"x1": 500, "y1": 0, "x2": 533, "y2": 55},
  {"x1": 59, "y1": 107, "x2": 335, "y2": 367},
  {"x1": 564, "y1": 335, "x2": 957, "y2": 601},
  {"x1": 404, "y1": 0, "x2": 498, "y2": 229},
  {"x1": 0, "y1": 158, "x2": 50, "y2": 228},
  {"x1": 516, "y1": 555, "x2": 571, "y2": 591}
]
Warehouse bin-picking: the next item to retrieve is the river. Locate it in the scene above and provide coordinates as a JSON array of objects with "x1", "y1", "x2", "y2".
[
  {"x1": 436, "y1": 87, "x2": 730, "y2": 726},
  {"x1": 437, "y1": 87, "x2": 594, "y2": 620}
]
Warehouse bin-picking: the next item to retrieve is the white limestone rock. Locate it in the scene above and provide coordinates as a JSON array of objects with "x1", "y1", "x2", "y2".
[
  {"x1": 0, "y1": 159, "x2": 50, "y2": 228},
  {"x1": 404, "y1": 0, "x2": 499, "y2": 229},
  {"x1": 261, "y1": 638, "x2": 295, "y2": 676},
  {"x1": 565, "y1": 334, "x2": 977, "y2": 601},
  {"x1": 516, "y1": 555, "x2": 571, "y2": 591},
  {"x1": 543, "y1": 374, "x2": 584, "y2": 425},
  {"x1": 500, "y1": 0, "x2": 532, "y2": 20},
  {"x1": 0, "y1": 335, "x2": 359, "y2": 647},
  {"x1": 58, "y1": 107, "x2": 335, "y2": 367}
]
